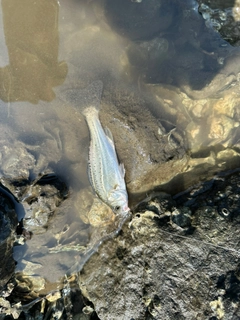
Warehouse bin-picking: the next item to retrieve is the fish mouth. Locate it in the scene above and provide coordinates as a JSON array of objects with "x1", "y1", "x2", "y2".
[
  {"x1": 121, "y1": 208, "x2": 132, "y2": 219},
  {"x1": 115, "y1": 209, "x2": 132, "y2": 228}
]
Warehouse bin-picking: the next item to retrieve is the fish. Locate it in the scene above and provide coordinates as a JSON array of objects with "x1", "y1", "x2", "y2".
[{"x1": 65, "y1": 81, "x2": 130, "y2": 217}]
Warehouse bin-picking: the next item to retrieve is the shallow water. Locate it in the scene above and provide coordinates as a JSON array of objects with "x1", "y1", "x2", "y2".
[{"x1": 0, "y1": 0, "x2": 240, "y2": 292}]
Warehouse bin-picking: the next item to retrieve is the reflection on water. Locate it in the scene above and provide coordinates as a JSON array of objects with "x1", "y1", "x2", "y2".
[
  {"x1": 0, "y1": 0, "x2": 67, "y2": 104},
  {"x1": 0, "y1": 0, "x2": 239, "y2": 299}
]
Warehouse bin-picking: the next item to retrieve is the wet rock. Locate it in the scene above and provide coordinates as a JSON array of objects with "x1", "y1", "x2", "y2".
[
  {"x1": 0, "y1": 187, "x2": 18, "y2": 291},
  {"x1": 145, "y1": 75, "x2": 240, "y2": 163},
  {"x1": 127, "y1": 38, "x2": 170, "y2": 68},
  {"x1": 75, "y1": 188, "x2": 115, "y2": 227},
  {"x1": 178, "y1": 53, "x2": 240, "y2": 100},
  {"x1": 77, "y1": 170, "x2": 240, "y2": 320},
  {"x1": 0, "y1": 297, "x2": 21, "y2": 320},
  {"x1": 198, "y1": 0, "x2": 240, "y2": 46},
  {"x1": 0, "y1": 145, "x2": 35, "y2": 181},
  {"x1": 125, "y1": 37, "x2": 172, "y2": 82},
  {"x1": 20, "y1": 173, "x2": 68, "y2": 234},
  {"x1": 17, "y1": 119, "x2": 64, "y2": 175},
  {"x1": 4, "y1": 172, "x2": 71, "y2": 306},
  {"x1": 180, "y1": 88, "x2": 240, "y2": 150},
  {"x1": 0, "y1": 125, "x2": 36, "y2": 196}
]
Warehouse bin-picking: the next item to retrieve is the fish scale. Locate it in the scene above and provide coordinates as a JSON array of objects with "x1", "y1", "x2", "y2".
[
  {"x1": 88, "y1": 117, "x2": 107, "y2": 197},
  {"x1": 66, "y1": 81, "x2": 130, "y2": 215},
  {"x1": 87, "y1": 112, "x2": 121, "y2": 202}
]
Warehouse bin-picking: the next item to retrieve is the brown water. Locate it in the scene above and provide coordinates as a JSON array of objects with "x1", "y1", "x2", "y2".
[{"x1": 0, "y1": 0, "x2": 240, "y2": 292}]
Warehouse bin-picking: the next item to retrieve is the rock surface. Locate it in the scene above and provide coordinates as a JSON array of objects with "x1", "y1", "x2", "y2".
[
  {"x1": 0, "y1": 188, "x2": 18, "y2": 291},
  {"x1": 198, "y1": 0, "x2": 240, "y2": 46},
  {"x1": 78, "y1": 170, "x2": 240, "y2": 320}
]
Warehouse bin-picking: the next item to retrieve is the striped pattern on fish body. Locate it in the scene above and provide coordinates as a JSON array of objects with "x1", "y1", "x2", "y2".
[{"x1": 84, "y1": 106, "x2": 129, "y2": 213}]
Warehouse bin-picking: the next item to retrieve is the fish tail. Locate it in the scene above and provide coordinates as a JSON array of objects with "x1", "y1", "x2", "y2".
[{"x1": 63, "y1": 80, "x2": 103, "y2": 117}]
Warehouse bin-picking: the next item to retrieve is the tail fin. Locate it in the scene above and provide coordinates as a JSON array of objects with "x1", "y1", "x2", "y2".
[{"x1": 62, "y1": 80, "x2": 103, "y2": 116}]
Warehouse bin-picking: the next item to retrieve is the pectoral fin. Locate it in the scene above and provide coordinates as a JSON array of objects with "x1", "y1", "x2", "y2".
[
  {"x1": 104, "y1": 127, "x2": 115, "y2": 146},
  {"x1": 119, "y1": 163, "x2": 125, "y2": 178}
]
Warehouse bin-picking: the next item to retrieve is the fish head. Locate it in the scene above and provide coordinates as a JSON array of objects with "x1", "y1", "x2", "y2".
[{"x1": 108, "y1": 188, "x2": 129, "y2": 214}]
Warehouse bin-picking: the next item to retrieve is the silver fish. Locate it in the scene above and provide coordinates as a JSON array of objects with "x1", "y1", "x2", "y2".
[{"x1": 66, "y1": 81, "x2": 130, "y2": 216}]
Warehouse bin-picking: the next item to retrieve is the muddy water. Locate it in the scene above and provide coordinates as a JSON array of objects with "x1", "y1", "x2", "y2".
[{"x1": 0, "y1": 0, "x2": 240, "y2": 293}]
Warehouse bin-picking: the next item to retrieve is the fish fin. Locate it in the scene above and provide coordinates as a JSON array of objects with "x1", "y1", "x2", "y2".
[
  {"x1": 60, "y1": 80, "x2": 103, "y2": 116},
  {"x1": 104, "y1": 127, "x2": 116, "y2": 149},
  {"x1": 104, "y1": 127, "x2": 114, "y2": 143},
  {"x1": 119, "y1": 163, "x2": 125, "y2": 178}
]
